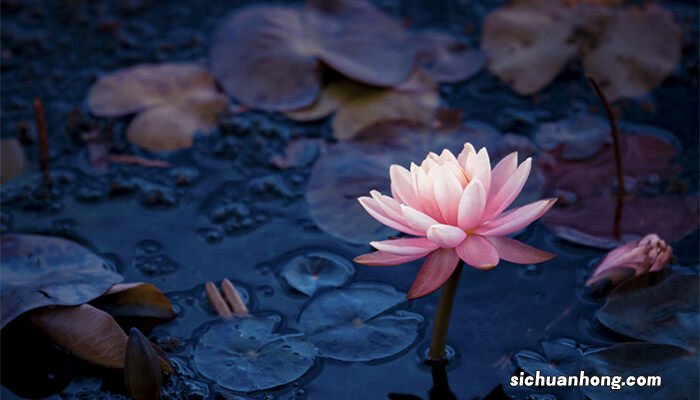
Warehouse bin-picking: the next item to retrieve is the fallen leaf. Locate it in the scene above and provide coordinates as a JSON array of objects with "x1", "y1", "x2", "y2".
[
  {"x1": 414, "y1": 31, "x2": 485, "y2": 83},
  {"x1": 597, "y1": 272, "x2": 699, "y2": 351},
  {"x1": 305, "y1": 121, "x2": 501, "y2": 244},
  {"x1": 296, "y1": 282, "x2": 422, "y2": 362},
  {"x1": 193, "y1": 316, "x2": 316, "y2": 391},
  {"x1": 125, "y1": 328, "x2": 163, "y2": 400},
  {"x1": 28, "y1": 304, "x2": 128, "y2": 368},
  {"x1": 87, "y1": 63, "x2": 228, "y2": 151},
  {"x1": 92, "y1": 282, "x2": 175, "y2": 319},
  {"x1": 0, "y1": 234, "x2": 122, "y2": 329},
  {"x1": 209, "y1": 0, "x2": 415, "y2": 111},
  {"x1": 539, "y1": 130, "x2": 698, "y2": 247},
  {"x1": 582, "y1": 4, "x2": 682, "y2": 101},
  {"x1": 1, "y1": 138, "x2": 25, "y2": 184}
]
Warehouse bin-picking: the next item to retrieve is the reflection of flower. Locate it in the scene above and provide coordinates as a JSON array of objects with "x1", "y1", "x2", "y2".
[
  {"x1": 354, "y1": 144, "x2": 556, "y2": 299},
  {"x1": 586, "y1": 234, "x2": 672, "y2": 289}
]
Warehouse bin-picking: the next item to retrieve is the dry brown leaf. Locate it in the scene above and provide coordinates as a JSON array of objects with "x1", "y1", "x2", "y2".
[
  {"x1": 29, "y1": 304, "x2": 128, "y2": 368},
  {"x1": 87, "y1": 63, "x2": 228, "y2": 152},
  {"x1": 283, "y1": 80, "x2": 377, "y2": 122},
  {"x1": 209, "y1": 0, "x2": 415, "y2": 111},
  {"x1": 1, "y1": 138, "x2": 25, "y2": 184},
  {"x1": 582, "y1": 4, "x2": 682, "y2": 101},
  {"x1": 125, "y1": 328, "x2": 163, "y2": 400},
  {"x1": 93, "y1": 282, "x2": 175, "y2": 319}
]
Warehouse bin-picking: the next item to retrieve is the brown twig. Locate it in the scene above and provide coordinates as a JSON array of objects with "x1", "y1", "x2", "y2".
[
  {"x1": 33, "y1": 98, "x2": 51, "y2": 186},
  {"x1": 587, "y1": 77, "x2": 624, "y2": 241}
]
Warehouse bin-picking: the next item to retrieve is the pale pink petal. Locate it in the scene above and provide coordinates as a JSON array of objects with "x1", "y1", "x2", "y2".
[
  {"x1": 370, "y1": 191, "x2": 423, "y2": 236},
  {"x1": 489, "y1": 152, "x2": 518, "y2": 201},
  {"x1": 401, "y1": 205, "x2": 439, "y2": 232},
  {"x1": 457, "y1": 178, "x2": 486, "y2": 230},
  {"x1": 482, "y1": 158, "x2": 532, "y2": 219},
  {"x1": 431, "y1": 166, "x2": 463, "y2": 225},
  {"x1": 438, "y1": 149, "x2": 459, "y2": 165},
  {"x1": 457, "y1": 143, "x2": 476, "y2": 169},
  {"x1": 390, "y1": 165, "x2": 419, "y2": 208},
  {"x1": 443, "y1": 162, "x2": 468, "y2": 187},
  {"x1": 370, "y1": 237, "x2": 439, "y2": 255},
  {"x1": 358, "y1": 197, "x2": 423, "y2": 236},
  {"x1": 426, "y1": 224, "x2": 467, "y2": 248},
  {"x1": 354, "y1": 250, "x2": 430, "y2": 266},
  {"x1": 476, "y1": 198, "x2": 557, "y2": 236},
  {"x1": 407, "y1": 248, "x2": 460, "y2": 299},
  {"x1": 486, "y1": 236, "x2": 556, "y2": 264},
  {"x1": 470, "y1": 148, "x2": 491, "y2": 196},
  {"x1": 413, "y1": 166, "x2": 442, "y2": 219},
  {"x1": 455, "y1": 235, "x2": 499, "y2": 270}
]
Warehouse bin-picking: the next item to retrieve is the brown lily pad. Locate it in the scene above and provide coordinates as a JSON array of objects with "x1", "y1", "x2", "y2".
[
  {"x1": 87, "y1": 63, "x2": 228, "y2": 151},
  {"x1": 539, "y1": 130, "x2": 698, "y2": 248},
  {"x1": 0, "y1": 234, "x2": 122, "y2": 329},
  {"x1": 209, "y1": 0, "x2": 415, "y2": 111},
  {"x1": 1, "y1": 138, "x2": 25, "y2": 184}
]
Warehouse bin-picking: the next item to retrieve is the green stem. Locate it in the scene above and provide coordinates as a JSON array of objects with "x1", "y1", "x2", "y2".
[{"x1": 428, "y1": 261, "x2": 464, "y2": 361}]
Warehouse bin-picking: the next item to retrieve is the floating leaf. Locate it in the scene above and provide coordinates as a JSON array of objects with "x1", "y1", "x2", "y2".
[
  {"x1": 534, "y1": 115, "x2": 610, "y2": 160},
  {"x1": 481, "y1": 0, "x2": 681, "y2": 100},
  {"x1": 1, "y1": 138, "x2": 25, "y2": 184},
  {"x1": 414, "y1": 31, "x2": 485, "y2": 83},
  {"x1": 125, "y1": 328, "x2": 163, "y2": 400},
  {"x1": 87, "y1": 63, "x2": 227, "y2": 151},
  {"x1": 270, "y1": 138, "x2": 321, "y2": 169},
  {"x1": 582, "y1": 343, "x2": 698, "y2": 400},
  {"x1": 582, "y1": 4, "x2": 682, "y2": 101},
  {"x1": 0, "y1": 234, "x2": 122, "y2": 329},
  {"x1": 193, "y1": 316, "x2": 316, "y2": 392},
  {"x1": 92, "y1": 282, "x2": 175, "y2": 319},
  {"x1": 514, "y1": 339, "x2": 584, "y2": 377},
  {"x1": 597, "y1": 272, "x2": 699, "y2": 351},
  {"x1": 210, "y1": 0, "x2": 415, "y2": 111},
  {"x1": 540, "y1": 130, "x2": 699, "y2": 247},
  {"x1": 306, "y1": 121, "x2": 501, "y2": 244},
  {"x1": 28, "y1": 304, "x2": 128, "y2": 368},
  {"x1": 297, "y1": 282, "x2": 423, "y2": 361},
  {"x1": 280, "y1": 251, "x2": 355, "y2": 296}
]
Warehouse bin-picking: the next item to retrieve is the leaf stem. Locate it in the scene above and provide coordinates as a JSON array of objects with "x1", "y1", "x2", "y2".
[
  {"x1": 428, "y1": 261, "x2": 464, "y2": 361},
  {"x1": 587, "y1": 77, "x2": 624, "y2": 241}
]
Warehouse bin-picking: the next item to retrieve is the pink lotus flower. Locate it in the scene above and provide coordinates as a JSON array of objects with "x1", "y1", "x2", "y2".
[
  {"x1": 354, "y1": 144, "x2": 557, "y2": 299},
  {"x1": 586, "y1": 233, "x2": 672, "y2": 289}
]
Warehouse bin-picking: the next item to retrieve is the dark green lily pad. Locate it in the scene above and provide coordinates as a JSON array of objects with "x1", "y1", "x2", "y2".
[
  {"x1": 280, "y1": 251, "x2": 355, "y2": 296},
  {"x1": 582, "y1": 343, "x2": 698, "y2": 400},
  {"x1": 193, "y1": 316, "x2": 316, "y2": 392},
  {"x1": 297, "y1": 282, "x2": 423, "y2": 361},
  {"x1": 597, "y1": 272, "x2": 699, "y2": 351},
  {"x1": 0, "y1": 234, "x2": 122, "y2": 329}
]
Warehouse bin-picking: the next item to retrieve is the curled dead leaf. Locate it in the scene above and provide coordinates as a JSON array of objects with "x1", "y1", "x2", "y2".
[
  {"x1": 125, "y1": 328, "x2": 163, "y2": 400},
  {"x1": 92, "y1": 282, "x2": 175, "y2": 319}
]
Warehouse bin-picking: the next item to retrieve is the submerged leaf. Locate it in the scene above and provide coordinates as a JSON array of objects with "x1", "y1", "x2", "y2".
[
  {"x1": 1, "y1": 138, "x2": 25, "y2": 184},
  {"x1": 193, "y1": 316, "x2": 316, "y2": 392},
  {"x1": 280, "y1": 251, "x2": 355, "y2": 296},
  {"x1": 87, "y1": 63, "x2": 227, "y2": 151},
  {"x1": 0, "y1": 234, "x2": 122, "y2": 328},
  {"x1": 597, "y1": 272, "x2": 699, "y2": 351},
  {"x1": 210, "y1": 0, "x2": 415, "y2": 111},
  {"x1": 297, "y1": 282, "x2": 423, "y2": 361},
  {"x1": 582, "y1": 343, "x2": 698, "y2": 400},
  {"x1": 125, "y1": 328, "x2": 163, "y2": 400},
  {"x1": 29, "y1": 304, "x2": 128, "y2": 368},
  {"x1": 534, "y1": 115, "x2": 610, "y2": 160},
  {"x1": 414, "y1": 31, "x2": 485, "y2": 83},
  {"x1": 306, "y1": 121, "x2": 501, "y2": 243}
]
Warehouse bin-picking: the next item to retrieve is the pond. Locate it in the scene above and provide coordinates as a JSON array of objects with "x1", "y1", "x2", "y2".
[{"x1": 1, "y1": 0, "x2": 698, "y2": 399}]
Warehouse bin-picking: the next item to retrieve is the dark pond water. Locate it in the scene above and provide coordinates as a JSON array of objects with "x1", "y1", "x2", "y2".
[{"x1": 1, "y1": 0, "x2": 698, "y2": 399}]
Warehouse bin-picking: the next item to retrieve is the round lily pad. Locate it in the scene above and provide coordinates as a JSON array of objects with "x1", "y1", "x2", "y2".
[
  {"x1": 280, "y1": 251, "x2": 354, "y2": 296},
  {"x1": 1, "y1": 234, "x2": 123, "y2": 329},
  {"x1": 193, "y1": 316, "x2": 316, "y2": 392},
  {"x1": 297, "y1": 282, "x2": 423, "y2": 361}
]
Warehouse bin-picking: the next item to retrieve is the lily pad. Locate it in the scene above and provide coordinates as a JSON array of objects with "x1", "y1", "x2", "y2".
[
  {"x1": 280, "y1": 251, "x2": 355, "y2": 296},
  {"x1": 305, "y1": 121, "x2": 501, "y2": 244},
  {"x1": 582, "y1": 343, "x2": 698, "y2": 400},
  {"x1": 210, "y1": 0, "x2": 415, "y2": 111},
  {"x1": 0, "y1": 234, "x2": 122, "y2": 329},
  {"x1": 297, "y1": 282, "x2": 423, "y2": 361},
  {"x1": 87, "y1": 63, "x2": 228, "y2": 151},
  {"x1": 534, "y1": 115, "x2": 610, "y2": 160},
  {"x1": 597, "y1": 272, "x2": 699, "y2": 351},
  {"x1": 414, "y1": 31, "x2": 485, "y2": 83},
  {"x1": 514, "y1": 339, "x2": 584, "y2": 377},
  {"x1": 193, "y1": 316, "x2": 316, "y2": 392}
]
